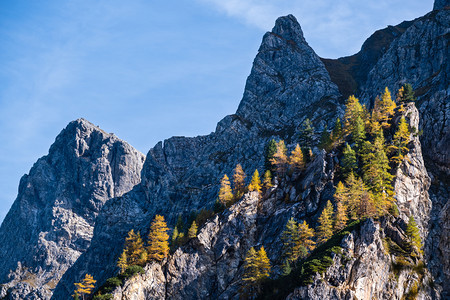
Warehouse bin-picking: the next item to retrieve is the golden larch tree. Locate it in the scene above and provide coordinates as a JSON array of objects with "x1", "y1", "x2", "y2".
[
  {"x1": 124, "y1": 229, "x2": 145, "y2": 265},
  {"x1": 188, "y1": 221, "x2": 198, "y2": 239},
  {"x1": 263, "y1": 170, "x2": 273, "y2": 191},
  {"x1": 73, "y1": 274, "x2": 96, "y2": 300},
  {"x1": 297, "y1": 220, "x2": 315, "y2": 255},
  {"x1": 218, "y1": 174, "x2": 234, "y2": 207},
  {"x1": 281, "y1": 218, "x2": 299, "y2": 262},
  {"x1": 388, "y1": 116, "x2": 410, "y2": 164},
  {"x1": 248, "y1": 169, "x2": 262, "y2": 193},
  {"x1": 271, "y1": 140, "x2": 288, "y2": 176},
  {"x1": 316, "y1": 200, "x2": 334, "y2": 244},
  {"x1": 117, "y1": 250, "x2": 128, "y2": 274},
  {"x1": 147, "y1": 215, "x2": 170, "y2": 262},
  {"x1": 233, "y1": 164, "x2": 246, "y2": 200},
  {"x1": 289, "y1": 144, "x2": 305, "y2": 171}
]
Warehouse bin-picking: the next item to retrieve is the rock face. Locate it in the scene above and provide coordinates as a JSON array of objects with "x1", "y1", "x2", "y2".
[
  {"x1": 1, "y1": 4, "x2": 449, "y2": 300},
  {"x1": 0, "y1": 119, "x2": 145, "y2": 299}
]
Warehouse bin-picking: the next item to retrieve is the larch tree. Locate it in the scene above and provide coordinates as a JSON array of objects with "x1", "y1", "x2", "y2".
[
  {"x1": 406, "y1": 216, "x2": 423, "y2": 255},
  {"x1": 233, "y1": 164, "x2": 246, "y2": 200},
  {"x1": 297, "y1": 220, "x2": 315, "y2": 255},
  {"x1": 171, "y1": 226, "x2": 179, "y2": 246},
  {"x1": 256, "y1": 246, "x2": 271, "y2": 281},
  {"x1": 73, "y1": 274, "x2": 96, "y2": 300},
  {"x1": 241, "y1": 247, "x2": 259, "y2": 296},
  {"x1": 389, "y1": 116, "x2": 410, "y2": 164},
  {"x1": 218, "y1": 174, "x2": 234, "y2": 207},
  {"x1": 264, "y1": 139, "x2": 278, "y2": 172},
  {"x1": 117, "y1": 250, "x2": 128, "y2": 274},
  {"x1": 248, "y1": 169, "x2": 262, "y2": 193},
  {"x1": 316, "y1": 201, "x2": 334, "y2": 244},
  {"x1": 345, "y1": 173, "x2": 363, "y2": 220},
  {"x1": 342, "y1": 143, "x2": 357, "y2": 177},
  {"x1": 343, "y1": 95, "x2": 363, "y2": 134},
  {"x1": 332, "y1": 117, "x2": 343, "y2": 143},
  {"x1": 124, "y1": 229, "x2": 145, "y2": 265},
  {"x1": 398, "y1": 83, "x2": 416, "y2": 103},
  {"x1": 188, "y1": 221, "x2": 198, "y2": 239},
  {"x1": 352, "y1": 116, "x2": 366, "y2": 150},
  {"x1": 263, "y1": 170, "x2": 273, "y2": 191},
  {"x1": 289, "y1": 144, "x2": 305, "y2": 172},
  {"x1": 374, "y1": 87, "x2": 396, "y2": 129},
  {"x1": 271, "y1": 140, "x2": 288, "y2": 176},
  {"x1": 334, "y1": 200, "x2": 348, "y2": 232},
  {"x1": 281, "y1": 218, "x2": 300, "y2": 262},
  {"x1": 147, "y1": 215, "x2": 170, "y2": 262}
]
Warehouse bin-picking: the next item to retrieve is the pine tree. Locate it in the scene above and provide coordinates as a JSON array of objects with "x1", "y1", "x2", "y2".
[
  {"x1": 316, "y1": 201, "x2": 334, "y2": 244},
  {"x1": 406, "y1": 216, "x2": 423, "y2": 255},
  {"x1": 271, "y1": 140, "x2": 288, "y2": 176},
  {"x1": 298, "y1": 118, "x2": 314, "y2": 149},
  {"x1": 263, "y1": 170, "x2": 273, "y2": 191},
  {"x1": 345, "y1": 172, "x2": 361, "y2": 220},
  {"x1": 334, "y1": 200, "x2": 348, "y2": 232},
  {"x1": 281, "y1": 218, "x2": 299, "y2": 262},
  {"x1": 188, "y1": 221, "x2": 198, "y2": 239},
  {"x1": 264, "y1": 139, "x2": 277, "y2": 172},
  {"x1": 248, "y1": 169, "x2": 262, "y2": 193},
  {"x1": 73, "y1": 274, "x2": 96, "y2": 300},
  {"x1": 297, "y1": 220, "x2": 315, "y2": 255},
  {"x1": 124, "y1": 229, "x2": 145, "y2": 265},
  {"x1": 117, "y1": 250, "x2": 128, "y2": 274},
  {"x1": 319, "y1": 126, "x2": 332, "y2": 151},
  {"x1": 342, "y1": 143, "x2": 357, "y2": 177},
  {"x1": 398, "y1": 83, "x2": 416, "y2": 103},
  {"x1": 332, "y1": 117, "x2": 343, "y2": 143},
  {"x1": 218, "y1": 174, "x2": 234, "y2": 207},
  {"x1": 233, "y1": 164, "x2": 246, "y2": 200},
  {"x1": 352, "y1": 116, "x2": 366, "y2": 150},
  {"x1": 288, "y1": 144, "x2": 305, "y2": 172},
  {"x1": 389, "y1": 116, "x2": 410, "y2": 164},
  {"x1": 147, "y1": 215, "x2": 170, "y2": 262}
]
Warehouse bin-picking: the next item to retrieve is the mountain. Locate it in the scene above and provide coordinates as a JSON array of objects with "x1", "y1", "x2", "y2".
[{"x1": 1, "y1": 2, "x2": 448, "y2": 299}]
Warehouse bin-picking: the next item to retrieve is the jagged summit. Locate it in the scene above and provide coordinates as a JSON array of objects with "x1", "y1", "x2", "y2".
[
  {"x1": 270, "y1": 14, "x2": 306, "y2": 46},
  {"x1": 434, "y1": 0, "x2": 450, "y2": 10}
]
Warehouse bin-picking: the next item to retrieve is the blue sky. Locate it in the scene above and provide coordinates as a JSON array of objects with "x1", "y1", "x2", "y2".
[{"x1": 0, "y1": 0, "x2": 433, "y2": 223}]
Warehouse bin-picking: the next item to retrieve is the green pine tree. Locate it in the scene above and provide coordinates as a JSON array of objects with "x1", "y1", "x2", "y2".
[
  {"x1": 332, "y1": 117, "x2": 343, "y2": 143},
  {"x1": 406, "y1": 216, "x2": 423, "y2": 255},
  {"x1": 342, "y1": 143, "x2": 357, "y2": 177},
  {"x1": 264, "y1": 139, "x2": 277, "y2": 172}
]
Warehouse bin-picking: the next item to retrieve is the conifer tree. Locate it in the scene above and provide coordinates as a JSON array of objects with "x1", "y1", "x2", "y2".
[
  {"x1": 188, "y1": 221, "x2": 198, "y2": 239},
  {"x1": 398, "y1": 83, "x2": 416, "y2": 103},
  {"x1": 342, "y1": 143, "x2": 357, "y2": 177},
  {"x1": 264, "y1": 139, "x2": 277, "y2": 172},
  {"x1": 319, "y1": 126, "x2": 332, "y2": 151},
  {"x1": 248, "y1": 169, "x2": 262, "y2": 193},
  {"x1": 218, "y1": 174, "x2": 233, "y2": 207},
  {"x1": 172, "y1": 227, "x2": 179, "y2": 245},
  {"x1": 288, "y1": 144, "x2": 305, "y2": 172},
  {"x1": 256, "y1": 246, "x2": 271, "y2": 280},
  {"x1": 117, "y1": 250, "x2": 128, "y2": 274},
  {"x1": 332, "y1": 117, "x2": 343, "y2": 143},
  {"x1": 241, "y1": 247, "x2": 259, "y2": 296},
  {"x1": 334, "y1": 181, "x2": 348, "y2": 204},
  {"x1": 282, "y1": 260, "x2": 292, "y2": 276},
  {"x1": 298, "y1": 118, "x2": 314, "y2": 149},
  {"x1": 352, "y1": 116, "x2": 366, "y2": 150},
  {"x1": 147, "y1": 215, "x2": 170, "y2": 262},
  {"x1": 124, "y1": 229, "x2": 145, "y2": 265},
  {"x1": 271, "y1": 140, "x2": 288, "y2": 176},
  {"x1": 263, "y1": 170, "x2": 273, "y2": 191},
  {"x1": 334, "y1": 201, "x2": 348, "y2": 232},
  {"x1": 344, "y1": 95, "x2": 363, "y2": 134},
  {"x1": 317, "y1": 201, "x2": 334, "y2": 244},
  {"x1": 389, "y1": 116, "x2": 410, "y2": 164},
  {"x1": 73, "y1": 274, "x2": 96, "y2": 300},
  {"x1": 406, "y1": 216, "x2": 423, "y2": 254},
  {"x1": 358, "y1": 184, "x2": 376, "y2": 219},
  {"x1": 233, "y1": 164, "x2": 246, "y2": 200},
  {"x1": 281, "y1": 218, "x2": 299, "y2": 262},
  {"x1": 373, "y1": 87, "x2": 396, "y2": 129},
  {"x1": 297, "y1": 220, "x2": 315, "y2": 255}
]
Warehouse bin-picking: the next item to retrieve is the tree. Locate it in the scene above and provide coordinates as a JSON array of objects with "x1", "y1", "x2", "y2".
[
  {"x1": 264, "y1": 139, "x2": 278, "y2": 172},
  {"x1": 271, "y1": 140, "x2": 288, "y2": 176},
  {"x1": 218, "y1": 174, "x2": 234, "y2": 207},
  {"x1": 332, "y1": 117, "x2": 343, "y2": 143},
  {"x1": 117, "y1": 250, "x2": 128, "y2": 274},
  {"x1": 345, "y1": 172, "x2": 361, "y2": 220},
  {"x1": 334, "y1": 200, "x2": 348, "y2": 232},
  {"x1": 188, "y1": 221, "x2": 198, "y2": 239},
  {"x1": 281, "y1": 218, "x2": 299, "y2": 262},
  {"x1": 342, "y1": 143, "x2": 357, "y2": 177},
  {"x1": 233, "y1": 164, "x2": 246, "y2": 200},
  {"x1": 398, "y1": 83, "x2": 416, "y2": 103},
  {"x1": 319, "y1": 126, "x2": 332, "y2": 151},
  {"x1": 147, "y1": 215, "x2": 170, "y2": 262},
  {"x1": 171, "y1": 226, "x2": 179, "y2": 245},
  {"x1": 256, "y1": 246, "x2": 271, "y2": 281},
  {"x1": 298, "y1": 118, "x2": 314, "y2": 149},
  {"x1": 288, "y1": 144, "x2": 305, "y2": 172},
  {"x1": 297, "y1": 220, "x2": 315, "y2": 254},
  {"x1": 316, "y1": 201, "x2": 334, "y2": 244},
  {"x1": 124, "y1": 229, "x2": 145, "y2": 265},
  {"x1": 248, "y1": 169, "x2": 262, "y2": 193},
  {"x1": 73, "y1": 274, "x2": 96, "y2": 300},
  {"x1": 373, "y1": 87, "x2": 396, "y2": 129},
  {"x1": 263, "y1": 170, "x2": 273, "y2": 191},
  {"x1": 388, "y1": 116, "x2": 410, "y2": 164},
  {"x1": 343, "y1": 95, "x2": 363, "y2": 134},
  {"x1": 352, "y1": 116, "x2": 366, "y2": 150},
  {"x1": 406, "y1": 216, "x2": 422, "y2": 254}
]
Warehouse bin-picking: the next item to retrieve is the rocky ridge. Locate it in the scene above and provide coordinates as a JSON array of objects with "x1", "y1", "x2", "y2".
[{"x1": 0, "y1": 119, "x2": 145, "y2": 299}]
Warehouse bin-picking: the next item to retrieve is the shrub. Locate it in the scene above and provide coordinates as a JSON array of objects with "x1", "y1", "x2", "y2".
[
  {"x1": 93, "y1": 294, "x2": 113, "y2": 300},
  {"x1": 121, "y1": 265, "x2": 145, "y2": 280}
]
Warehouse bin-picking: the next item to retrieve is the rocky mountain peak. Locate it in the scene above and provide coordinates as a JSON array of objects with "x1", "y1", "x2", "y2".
[
  {"x1": 271, "y1": 14, "x2": 306, "y2": 46},
  {"x1": 434, "y1": 0, "x2": 449, "y2": 10}
]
